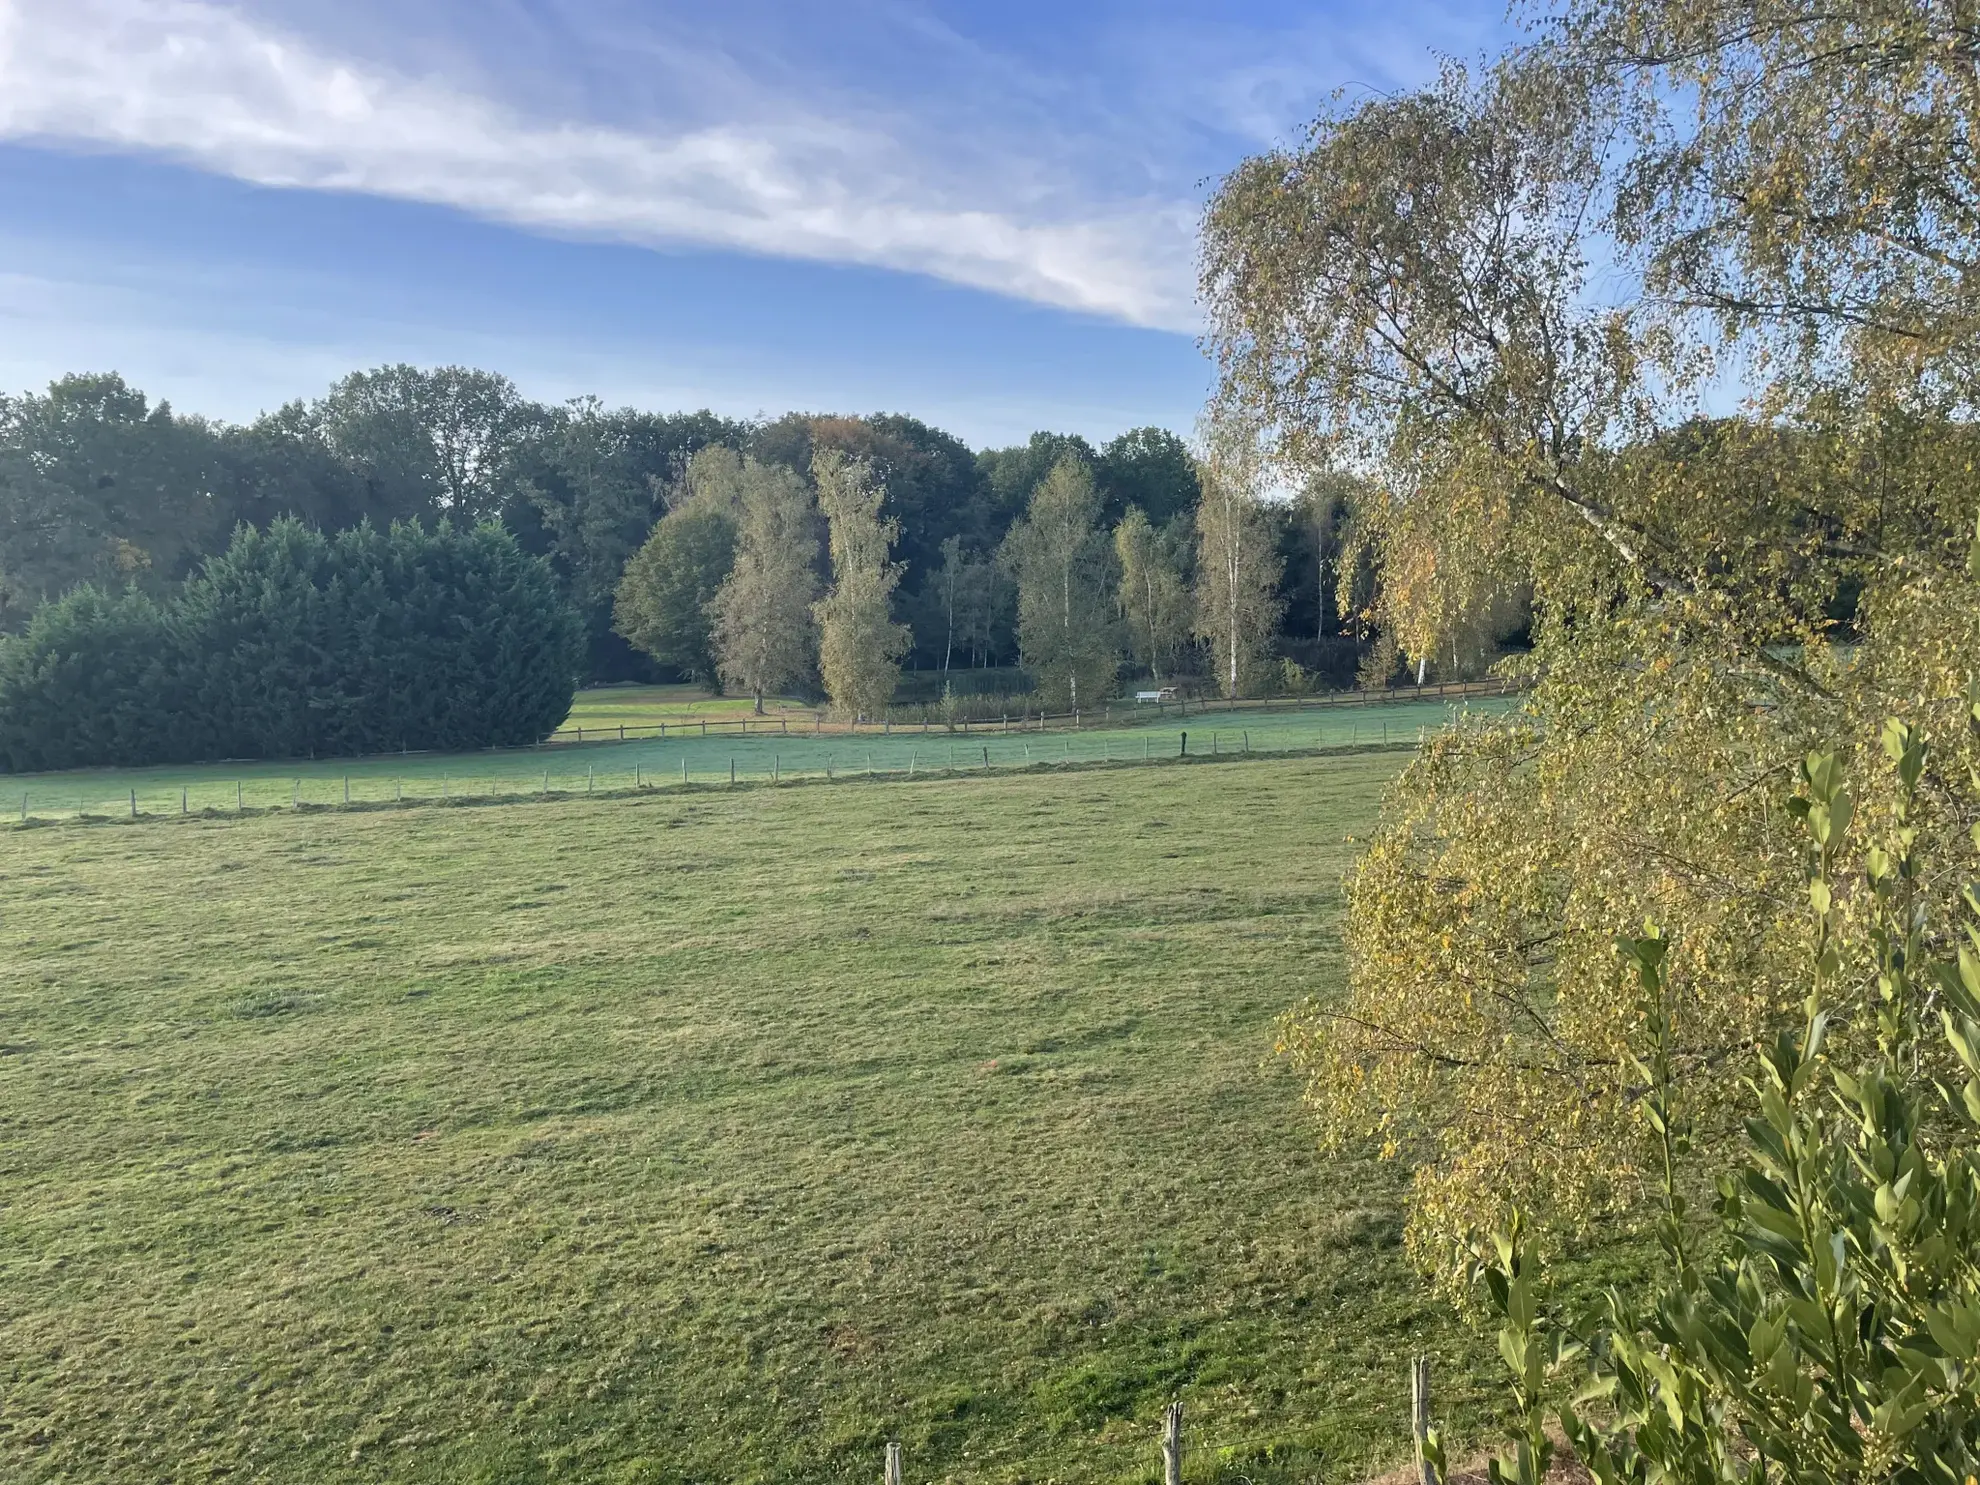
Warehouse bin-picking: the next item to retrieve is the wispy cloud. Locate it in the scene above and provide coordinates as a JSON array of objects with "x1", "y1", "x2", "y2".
[{"x1": 0, "y1": 0, "x2": 1202, "y2": 328}]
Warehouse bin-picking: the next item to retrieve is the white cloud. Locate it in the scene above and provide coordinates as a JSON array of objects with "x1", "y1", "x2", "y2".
[{"x1": 0, "y1": 0, "x2": 1202, "y2": 329}]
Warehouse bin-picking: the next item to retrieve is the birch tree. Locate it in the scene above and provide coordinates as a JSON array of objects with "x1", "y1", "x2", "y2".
[
  {"x1": 812, "y1": 449, "x2": 909, "y2": 719},
  {"x1": 998, "y1": 458, "x2": 1118, "y2": 710},
  {"x1": 1192, "y1": 432, "x2": 1283, "y2": 700},
  {"x1": 1114, "y1": 506, "x2": 1192, "y2": 681},
  {"x1": 708, "y1": 457, "x2": 818, "y2": 714}
]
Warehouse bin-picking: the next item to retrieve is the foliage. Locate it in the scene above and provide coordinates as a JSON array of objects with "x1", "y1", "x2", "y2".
[
  {"x1": 1194, "y1": 426, "x2": 1285, "y2": 700},
  {"x1": 1460, "y1": 733, "x2": 1980, "y2": 1485},
  {"x1": 708, "y1": 456, "x2": 821, "y2": 713},
  {"x1": 1211, "y1": 0, "x2": 1980, "y2": 1273},
  {"x1": 0, "y1": 517, "x2": 581, "y2": 770},
  {"x1": 0, "y1": 584, "x2": 184, "y2": 770},
  {"x1": 0, "y1": 374, "x2": 235, "y2": 628},
  {"x1": 315, "y1": 363, "x2": 531, "y2": 524},
  {"x1": 612, "y1": 449, "x2": 744, "y2": 686},
  {"x1": 1000, "y1": 458, "x2": 1121, "y2": 710},
  {"x1": 1555, "y1": 0, "x2": 1980, "y2": 397},
  {"x1": 1097, "y1": 426, "x2": 1203, "y2": 528},
  {"x1": 813, "y1": 449, "x2": 911, "y2": 719},
  {"x1": 1114, "y1": 506, "x2": 1194, "y2": 682}
]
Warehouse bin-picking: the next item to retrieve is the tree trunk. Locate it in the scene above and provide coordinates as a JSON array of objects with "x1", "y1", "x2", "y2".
[{"x1": 753, "y1": 687, "x2": 764, "y2": 716}]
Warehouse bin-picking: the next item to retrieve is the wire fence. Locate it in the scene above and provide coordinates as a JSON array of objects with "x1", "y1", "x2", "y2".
[
  {"x1": 5, "y1": 690, "x2": 1514, "y2": 826},
  {"x1": 547, "y1": 677, "x2": 1517, "y2": 746}
]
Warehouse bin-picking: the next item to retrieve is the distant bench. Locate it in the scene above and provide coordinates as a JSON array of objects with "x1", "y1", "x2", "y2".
[{"x1": 1134, "y1": 689, "x2": 1178, "y2": 703}]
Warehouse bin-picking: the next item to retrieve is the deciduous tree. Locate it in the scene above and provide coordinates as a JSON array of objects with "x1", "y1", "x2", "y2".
[
  {"x1": 1192, "y1": 426, "x2": 1283, "y2": 699},
  {"x1": 999, "y1": 457, "x2": 1119, "y2": 710},
  {"x1": 708, "y1": 458, "x2": 820, "y2": 714},
  {"x1": 812, "y1": 449, "x2": 910, "y2": 719},
  {"x1": 1114, "y1": 506, "x2": 1192, "y2": 681}
]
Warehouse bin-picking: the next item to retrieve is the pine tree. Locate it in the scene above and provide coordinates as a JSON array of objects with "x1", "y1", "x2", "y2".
[{"x1": 812, "y1": 449, "x2": 909, "y2": 720}]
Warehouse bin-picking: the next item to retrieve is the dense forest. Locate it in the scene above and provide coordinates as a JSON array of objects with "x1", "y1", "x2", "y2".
[{"x1": 0, "y1": 367, "x2": 1487, "y2": 702}]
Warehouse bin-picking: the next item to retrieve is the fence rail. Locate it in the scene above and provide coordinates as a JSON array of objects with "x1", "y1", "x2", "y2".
[{"x1": 546, "y1": 678, "x2": 1518, "y2": 747}]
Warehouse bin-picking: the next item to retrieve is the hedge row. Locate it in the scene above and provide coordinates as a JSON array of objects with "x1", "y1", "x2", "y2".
[{"x1": 0, "y1": 519, "x2": 583, "y2": 772}]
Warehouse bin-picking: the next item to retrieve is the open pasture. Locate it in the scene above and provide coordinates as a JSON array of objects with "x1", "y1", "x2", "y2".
[
  {"x1": 1, "y1": 752, "x2": 1507, "y2": 1484},
  {"x1": 2, "y1": 694, "x2": 1504, "y2": 822}
]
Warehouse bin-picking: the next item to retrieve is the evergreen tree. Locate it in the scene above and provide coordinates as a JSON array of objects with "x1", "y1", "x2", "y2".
[
  {"x1": 0, "y1": 585, "x2": 182, "y2": 770},
  {"x1": 0, "y1": 517, "x2": 580, "y2": 770},
  {"x1": 813, "y1": 449, "x2": 909, "y2": 719}
]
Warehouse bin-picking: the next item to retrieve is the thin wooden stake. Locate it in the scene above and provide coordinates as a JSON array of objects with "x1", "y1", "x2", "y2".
[
  {"x1": 884, "y1": 1440, "x2": 903, "y2": 1485},
  {"x1": 344, "y1": 775, "x2": 350, "y2": 804},
  {"x1": 181, "y1": 787, "x2": 188, "y2": 815},
  {"x1": 237, "y1": 781, "x2": 243, "y2": 812},
  {"x1": 1161, "y1": 1399, "x2": 1184, "y2": 1485},
  {"x1": 129, "y1": 789, "x2": 137, "y2": 818},
  {"x1": 1412, "y1": 1355, "x2": 1434, "y2": 1485}
]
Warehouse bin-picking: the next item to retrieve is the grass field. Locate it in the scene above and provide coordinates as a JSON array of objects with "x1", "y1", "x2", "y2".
[
  {"x1": 562, "y1": 685, "x2": 821, "y2": 731},
  {"x1": 2, "y1": 694, "x2": 1502, "y2": 821},
  {"x1": 0, "y1": 750, "x2": 1526, "y2": 1484}
]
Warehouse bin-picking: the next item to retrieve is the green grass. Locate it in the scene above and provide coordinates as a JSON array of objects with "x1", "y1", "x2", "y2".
[
  {"x1": 2, "y1": 695, "x2": 1502, "y2": 821},
  {"x1": 0, "y1": 752, "x2": 1510, "y2": 1484},
  {"x1": 562, "y1": 684, "x2": 820, "y2": 730}
]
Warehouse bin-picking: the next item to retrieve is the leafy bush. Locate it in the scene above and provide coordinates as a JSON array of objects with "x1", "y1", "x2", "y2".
[
  {"x1": 1458, "y1": 723, "x2": 1980, "y2": 1485},
  {"x1": 0, "y1": 518, "x2": 582, "y2": 770}
]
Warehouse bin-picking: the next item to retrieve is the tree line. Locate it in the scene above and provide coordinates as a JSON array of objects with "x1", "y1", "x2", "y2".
[
  {"x1": 0, "y1": 367, "x2": 1500, "y2": 712},
  {"x1": 612, "y1": 432, "x2": 1351, "y2": 718}
]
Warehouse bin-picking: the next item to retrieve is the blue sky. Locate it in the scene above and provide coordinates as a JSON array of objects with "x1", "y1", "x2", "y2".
[{"x1": 0, "y1": 0, "x2": 1499, "y2": 447}]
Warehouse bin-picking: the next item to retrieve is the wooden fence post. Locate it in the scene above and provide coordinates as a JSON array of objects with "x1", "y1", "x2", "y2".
[
  {"x1": 884, "y1": 1440, "x2": 903, "y2": 1485},
  {"x1": 1161, "y1": 1399, "x2": 1183, "y2": 1485},
  {"x1": 1412, "y1": 1355, "x2": 1434, "y2": 1485}
]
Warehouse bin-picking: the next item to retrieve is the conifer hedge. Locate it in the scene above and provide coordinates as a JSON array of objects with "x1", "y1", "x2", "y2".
[{"x1": 0, "y1": 519, "x2": 582, "y2": 771}]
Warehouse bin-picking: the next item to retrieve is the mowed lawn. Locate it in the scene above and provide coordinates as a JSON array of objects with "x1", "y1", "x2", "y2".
[{"x1": 0, "y1": 755, "x2": 1501, "y2": 1485}]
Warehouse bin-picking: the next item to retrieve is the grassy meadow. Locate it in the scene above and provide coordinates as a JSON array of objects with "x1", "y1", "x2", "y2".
[{"x1": 0, "y1": 750, "x2": 1528, "y2": 1485}]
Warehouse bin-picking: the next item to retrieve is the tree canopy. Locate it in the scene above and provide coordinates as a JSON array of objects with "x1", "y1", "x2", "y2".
[{"x1": 1205, "y1": 0, "x2": 1980, "y2": 1273}]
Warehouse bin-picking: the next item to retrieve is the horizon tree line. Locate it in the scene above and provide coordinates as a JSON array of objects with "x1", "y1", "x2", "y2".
[{"x1": 1, "y1": 367, "x2": 1483, "y2": 710}]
